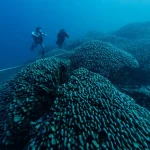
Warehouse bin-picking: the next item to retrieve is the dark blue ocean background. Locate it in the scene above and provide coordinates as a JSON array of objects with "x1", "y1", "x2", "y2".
[{"x1": 0, "y1": 0, "x2": 150, "y2": 70}]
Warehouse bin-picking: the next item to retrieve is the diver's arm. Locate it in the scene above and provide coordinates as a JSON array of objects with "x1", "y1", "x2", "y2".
[
  {"x1": 42, "y1": 33, "x2": 47, "y2": 36},
  {"x1": 41, "y1": 30, "x2": 47, "y2": 36},
  {"x1": 31, "y1": 32, "x2": 38, "y2": 37},
  {"x1": 31, "y1": 32, "x2": 37, "y2": 37}
]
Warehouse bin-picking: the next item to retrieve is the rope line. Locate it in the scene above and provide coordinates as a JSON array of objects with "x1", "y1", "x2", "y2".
[
  {"x1": 0, "y1": 52, "x2": 68, "y2": 72},
  {"x1": 0, "y1": 65, "x2": 25, "y2": 72}
]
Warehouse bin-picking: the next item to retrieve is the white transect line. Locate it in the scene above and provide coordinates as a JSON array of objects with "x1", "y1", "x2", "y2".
[
  {"x1": 0, "y1": 65, "x2": 25, "y2": 72},
  {"x1": 0, "y1": 52, "x2": 68, "y2": 72}
]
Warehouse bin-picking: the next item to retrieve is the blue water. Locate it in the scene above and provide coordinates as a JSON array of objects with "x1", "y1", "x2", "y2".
[{"x1": 0, "y1": 0, "x2": 150, "y2": 69}]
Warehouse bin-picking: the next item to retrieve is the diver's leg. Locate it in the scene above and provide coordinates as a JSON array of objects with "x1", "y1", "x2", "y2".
[
  {"x1": 41, "y1": 42, "x2": 45, "y2": 56},
  {"x1": 60, "y1": 40, "x2": 65, "y2": 49},
  {"x1": 30, "y1": 42, "x2": 37, "y2": 51},
  {"x1": 30, "y1": 43, "x2": 35, "y2": 51},
  {"x1": 58, "y1": 42, "x2": 63, "y2": 49}
]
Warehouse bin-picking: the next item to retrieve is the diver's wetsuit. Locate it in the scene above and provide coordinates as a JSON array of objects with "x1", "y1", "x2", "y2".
[
  {"x1": 56, "y1": 30, "x2": 69, "y2": 49},
  {"x1": 30, "y1": 29, "x2": 47, "y2": 56},
  {"x1": 30, "y1": 32, "x2": 43, "y2": 50}
]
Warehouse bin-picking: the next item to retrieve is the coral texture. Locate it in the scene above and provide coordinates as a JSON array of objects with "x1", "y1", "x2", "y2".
[
  {"x1": 0, "y1": 57, "x2": 70, "y2": 147},
  {"x1": 113, "y1": 21, "x2": 150, "y2": 39},
  {"x1": 26, "y1": 68, "x2": 150, "y2": 150},
  {"x1": 70, "y1": 40, "x2": 139, "y2": 78}
]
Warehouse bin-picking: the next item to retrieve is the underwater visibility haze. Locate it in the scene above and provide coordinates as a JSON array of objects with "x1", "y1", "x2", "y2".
[
  {"x1": 0, "y1": 0, "x2": 150, "y2": 150},
  {"x1": 1, "y1": 0, "x2": 150, "y2": 69}
]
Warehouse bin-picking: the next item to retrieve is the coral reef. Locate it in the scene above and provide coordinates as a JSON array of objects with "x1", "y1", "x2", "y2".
[
  {"x1": 26, "y1": 68, "x2": 150, "y2": 150},
  {"x1": 120, "y1": 85, "x2": 150, "y2": 111},
  {"x1": 70, "y1": 40, "x2": 139, "y2": 80},
  {"x1": 0, "y1": 57, "x2": 71, "y2": 148},
  {"x1": 113, "y1": 21, "x2": 150, "y2": 39},
  {"x1": 99, "y1": 36, "x2": 150, "y2": 67},
  {"x1": 98, "y1": 35, "x2": 150, "y2": 84}
]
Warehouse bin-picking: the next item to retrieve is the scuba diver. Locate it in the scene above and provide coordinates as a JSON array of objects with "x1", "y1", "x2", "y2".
[
  {"x1": 30, "y1": 27, "x2": 47, "y2": 56},
  {"x1": 56, "y1": 29, "x2": 69, "y2": 49}
]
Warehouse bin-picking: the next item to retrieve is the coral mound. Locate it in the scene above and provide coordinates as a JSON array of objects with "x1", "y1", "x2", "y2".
[
  {"x1": 114, "y1": 21, "x2": 150, "y2": 39},
  {"x1": 98, "y1": 35, "x2": 150, "y2": 84},
  {"x1": 70, "y1": 40, "x2": 139, "y2": 78},
  {"x1": 0, "y1": 57, "x2": 71, "y2": 147},
  {"x1": 26, "y1": 68, "x2": 150, "y2": 150},
  {"x1": 120, "y1": 85, "x2": 150, "y2": 111}
]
